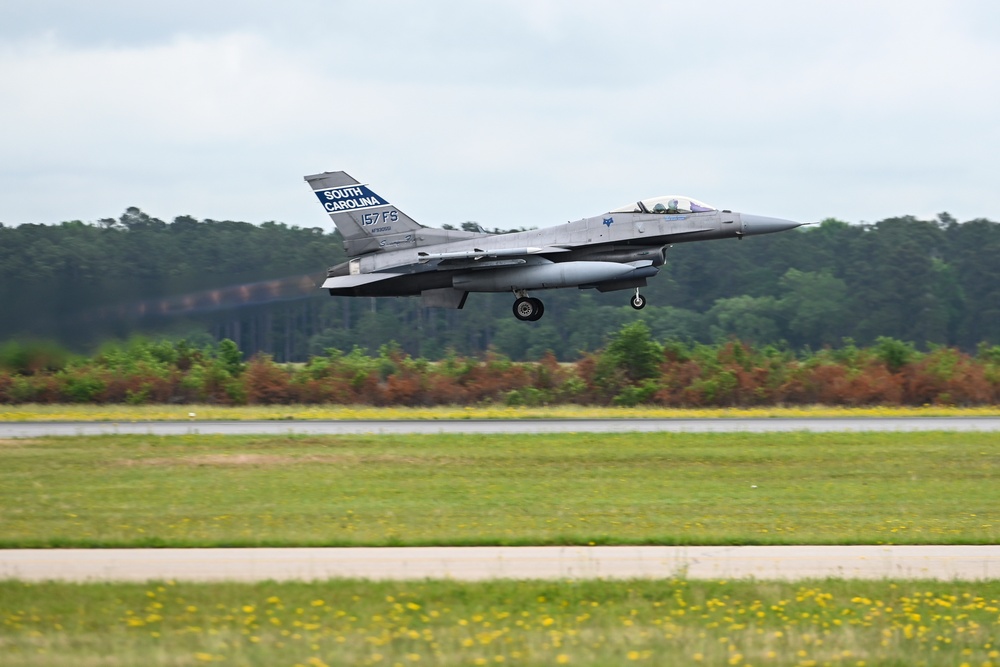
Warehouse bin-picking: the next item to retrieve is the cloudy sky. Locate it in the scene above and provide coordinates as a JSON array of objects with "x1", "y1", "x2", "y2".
[{"x1": 2, "y1": 0, "x2": 999, "y2": 230}]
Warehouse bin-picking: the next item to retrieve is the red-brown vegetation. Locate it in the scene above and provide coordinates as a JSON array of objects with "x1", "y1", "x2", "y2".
[{"x1": 1, "y1": 334, "x2": 998, "y2": 407}]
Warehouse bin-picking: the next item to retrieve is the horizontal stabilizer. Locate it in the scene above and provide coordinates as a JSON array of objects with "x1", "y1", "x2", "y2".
[{"x1": 321, "y1": 273, "x2": 402, "y2": 290}]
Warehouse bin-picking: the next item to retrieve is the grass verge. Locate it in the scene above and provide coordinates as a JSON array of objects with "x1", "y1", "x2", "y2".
[
  {"x1": 1, "y1": 403, "x2": 999, "y2": 422},
  {"x1": 1, "y1": 432, "x2": 998, "y2": 547},
  {"x1": 2, "y1": 578, "x2": 999, "y2": 666}
]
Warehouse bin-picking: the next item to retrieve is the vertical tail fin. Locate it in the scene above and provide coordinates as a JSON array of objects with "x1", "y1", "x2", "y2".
[{"x1": 304, "y1": 171, "x2": 423, "y2": 257}]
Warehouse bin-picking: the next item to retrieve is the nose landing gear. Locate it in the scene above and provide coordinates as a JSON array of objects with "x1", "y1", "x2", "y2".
[
  {"x1": 512, "y1": 290, "x2": 545, "y2": 321},
  {"x1": 630, "y1": 288, "x2": 646, "y2": 310}
]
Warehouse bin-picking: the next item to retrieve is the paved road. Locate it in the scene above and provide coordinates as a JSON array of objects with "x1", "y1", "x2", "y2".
[
  {"x1": 2, "y1": 546, "x2": 998, "y2": 582},
  {"x1": 3, "y1": 417, "x2": 1000, "y2": 438}
]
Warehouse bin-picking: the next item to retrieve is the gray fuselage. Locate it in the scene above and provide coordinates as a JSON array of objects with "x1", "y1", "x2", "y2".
[{"x1": 326, "y1": 208, "x2": 752, "y2": 297}]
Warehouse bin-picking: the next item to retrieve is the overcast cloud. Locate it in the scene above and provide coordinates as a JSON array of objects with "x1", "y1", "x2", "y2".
[{"x1": 2, "y1": 0, "x2": 999, "y2": 229}]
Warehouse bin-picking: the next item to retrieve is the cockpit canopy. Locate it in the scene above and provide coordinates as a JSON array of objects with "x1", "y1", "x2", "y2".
[{"x1": 611, "y1": 195, "x2": 716, "y2": 215}]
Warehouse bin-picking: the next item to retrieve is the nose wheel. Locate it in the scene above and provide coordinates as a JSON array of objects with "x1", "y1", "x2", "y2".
[
  {"x1": 630, "y1": 289, "x2": 646, "y2": 310},
  {"x1": 512, "y1": 293, "x2": 545, "y2": 321}
]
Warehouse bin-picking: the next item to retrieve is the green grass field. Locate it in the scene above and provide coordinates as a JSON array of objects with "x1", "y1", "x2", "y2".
[
  {"x1": 2, "y1": 432, "x2": 998, "y2": 547},
  {"x1": 3, "y1": 431, "x2": 1000, "y2": 665},
  {"x1": 2, "y1": 578, "x2": 1000, "y2": 666}
]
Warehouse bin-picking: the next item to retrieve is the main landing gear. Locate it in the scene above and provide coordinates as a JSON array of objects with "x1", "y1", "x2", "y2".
[{"x1": 512, "y1": 291, "x2": 544, "y2": 321}]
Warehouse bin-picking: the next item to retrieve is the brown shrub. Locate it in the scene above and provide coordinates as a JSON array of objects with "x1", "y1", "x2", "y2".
[
  {"x1": 244, "y1": 355, "x2": 294, "y2": 404},
  {"x1": 655, "y1": 359, "x2": 704, "y2": 406},
  {"x1": 776, "y1": 361, "x2": 817, "y2": 404},
  {"x1": 0, "y1": 372, "x2": 11, "y2": 403},
  {"x1": 424, "y1": 373, "x2": 469, "y2": 404},
  {"x1": 844, "y1": 365, "x2": 904, "y2": 405},
  {"x1": 381, "y1": 371, "x2": 425, "y2": 406},
  {"x1": 901, "y1": 349, "x2": 995, "y2": 405},
  {"x1": 739, "y1": 365, "x2": 778, "y2": 405},
  {"x1": 801, "y1": 363, "x2": 903, "y2": 406},
  {"x1": 30, "y1": 374, "x2": 63, "y2": 403},
  {"x1": 571, "y1": 354, "x2": 605, "y2": 404},
  {"x1": 98, "y1": 368, "x2": 178, "y2": 404},
  {"x1": 291, "y1": 377, "x2": 356, "y2": 404}
]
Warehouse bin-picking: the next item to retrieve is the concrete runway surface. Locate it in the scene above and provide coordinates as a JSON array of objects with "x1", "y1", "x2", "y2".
[
  {"x1": 2, "y1": 546, "x2": 999, "y2": 582},
  {"x1": 3, "y1": 417, "x2": 1000, "y2": 438}
]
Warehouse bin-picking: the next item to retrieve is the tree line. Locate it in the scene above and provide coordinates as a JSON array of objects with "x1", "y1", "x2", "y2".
[{"x1": 1, "y1": 208, "x2": 999, "y2": 360}]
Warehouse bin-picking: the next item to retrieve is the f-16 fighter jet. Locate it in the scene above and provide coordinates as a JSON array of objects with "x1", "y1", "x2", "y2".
[{"x1": 308, "y1": 171, "x2": 803, "y2": 321}]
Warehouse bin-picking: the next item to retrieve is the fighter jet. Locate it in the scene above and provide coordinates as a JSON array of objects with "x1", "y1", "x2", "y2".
[{"x1": 307, "y1": 171, "x2": 803, "y2": 321}]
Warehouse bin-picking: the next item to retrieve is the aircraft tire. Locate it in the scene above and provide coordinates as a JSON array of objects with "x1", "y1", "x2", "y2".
[
  {"x1": 630, "y1": 293, "x2": 647, "y2": 310},
  {"x1": 527, "y1": 298, "x2": 544, "y2": 321},
  {"x1": 513, "y1": 297, "x2": 537, "y2": 321}
]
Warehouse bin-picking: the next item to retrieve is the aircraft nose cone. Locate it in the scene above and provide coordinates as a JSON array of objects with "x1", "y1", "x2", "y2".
[{"x1": 740, "y1": 214, "x2": 803, "y2": 236}]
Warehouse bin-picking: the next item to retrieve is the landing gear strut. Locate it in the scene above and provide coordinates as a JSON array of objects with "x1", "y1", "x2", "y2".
[
  {"x1": 630, "y1": 288, "x2": 647, "y2": 310},
  {"x1": 512, "y1": 290, "x2": 545, "y2": 321}
]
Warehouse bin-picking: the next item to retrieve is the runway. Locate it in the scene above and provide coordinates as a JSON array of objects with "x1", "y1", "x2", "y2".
[
  {"x1": 3, "y1": 416, "x2": 1000, "y2": 438},
  {"x1": 2, "y1": 546, "x2": 999, "y2": 582}
]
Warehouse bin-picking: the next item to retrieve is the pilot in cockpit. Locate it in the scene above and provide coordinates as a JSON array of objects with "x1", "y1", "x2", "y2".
[{"x1": 653, "y1": 199, "x2": 681, "y2": 214}]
